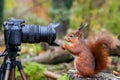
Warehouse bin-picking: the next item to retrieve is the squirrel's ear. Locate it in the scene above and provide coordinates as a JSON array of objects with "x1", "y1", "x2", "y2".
[
  {"x1": 76, "y1": 31, "x2": 82, "y2": 39},
  {"x1": 79, "y1": 23, "x2": 84, "y2": 31},
  {"x1": 79, "y1": 22, "x2": 88, "y2": 31}
]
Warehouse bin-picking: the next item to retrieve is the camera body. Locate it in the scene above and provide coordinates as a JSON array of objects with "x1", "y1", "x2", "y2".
[{"x1": 4, "y1": 18, "x2": 58, "y2": 47}]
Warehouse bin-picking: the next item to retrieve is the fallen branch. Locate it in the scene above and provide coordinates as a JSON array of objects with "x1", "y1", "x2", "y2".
[
  {"x1": 21, "y1": 47, "x2": 73, "y2": 64},
  {"x1": 44, "y1": 71, "x2": 60, "y2": 80}
]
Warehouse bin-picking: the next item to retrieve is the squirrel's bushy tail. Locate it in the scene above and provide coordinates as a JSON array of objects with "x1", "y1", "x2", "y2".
[{"x1": 88, "y1": 31, "x2": 116, "y2": 74}]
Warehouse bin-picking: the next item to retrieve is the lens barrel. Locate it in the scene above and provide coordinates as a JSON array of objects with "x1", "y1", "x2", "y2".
[{"x1": 22, "y1": 24, "x2": 56, "y2": 44}]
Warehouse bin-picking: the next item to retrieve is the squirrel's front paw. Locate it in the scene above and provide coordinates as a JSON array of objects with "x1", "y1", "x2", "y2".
[{"x1": 61, "y1": 45, "x2": 66, "y2": 50}]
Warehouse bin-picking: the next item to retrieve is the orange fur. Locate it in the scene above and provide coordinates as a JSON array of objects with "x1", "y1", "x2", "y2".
[{"x1": 62, "y1": 31, "x2": 116, "y2": 77}]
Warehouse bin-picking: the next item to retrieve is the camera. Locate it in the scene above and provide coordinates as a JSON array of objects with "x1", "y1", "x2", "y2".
[{"x1": 4, "y1": 18, "x2": 59, "y2": 47}]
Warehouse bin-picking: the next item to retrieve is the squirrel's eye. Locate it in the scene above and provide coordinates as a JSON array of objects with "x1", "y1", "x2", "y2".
[{"x1": 70, "y1": 35, "x2": 73, "y2": 37}]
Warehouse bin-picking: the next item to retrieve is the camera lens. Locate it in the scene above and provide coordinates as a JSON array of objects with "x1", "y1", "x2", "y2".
[{"x1": 22, "y1": 24, "x2": 56, "y2": 44}]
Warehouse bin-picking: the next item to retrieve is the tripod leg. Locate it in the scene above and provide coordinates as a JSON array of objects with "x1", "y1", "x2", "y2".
[
  {"x1": 9, "y1": 68, "x2": 15, "y2": 80},
  {"x1": 4, "y1": 70, "x2": 10, "y2": 80},
  {"x1": 4, "y1": 60, "x2": 11, "y2": 80},
  {"x1": 16, "y1": 61, "x2": 27, "y2": 80},
  {"x1": 0, "y1": 63, "x2": 6, "y2": 80},
  {"x1": 19, "y1": 70, "x2": 27, "y2": 80}
]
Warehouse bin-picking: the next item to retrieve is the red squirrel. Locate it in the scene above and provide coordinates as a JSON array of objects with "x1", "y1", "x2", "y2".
[{"x1": 62, "y1": 25, "x2": 116, "y2": 77}]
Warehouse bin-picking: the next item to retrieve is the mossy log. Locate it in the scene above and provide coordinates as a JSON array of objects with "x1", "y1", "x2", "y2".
[{"x1": 22, "y1": 47, "x2": 73, "y2": 64}]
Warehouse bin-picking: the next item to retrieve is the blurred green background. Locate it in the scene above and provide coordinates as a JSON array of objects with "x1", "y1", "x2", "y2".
[
  {"x1": 1, "y1": 0, "x2": 120, "y2": 35},
  {"x1": 0, "y1": 0, "x2": 120, "y2": 80}
]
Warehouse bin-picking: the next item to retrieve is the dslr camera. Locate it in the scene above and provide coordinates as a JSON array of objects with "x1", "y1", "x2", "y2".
[{"x1": 3, "y1": 18, "x2": 59, "y2": 47}]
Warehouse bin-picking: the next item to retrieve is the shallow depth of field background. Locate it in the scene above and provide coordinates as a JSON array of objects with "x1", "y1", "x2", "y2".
[{"x1": 0, "y1": 0, "x2": 120, "y2": 80}]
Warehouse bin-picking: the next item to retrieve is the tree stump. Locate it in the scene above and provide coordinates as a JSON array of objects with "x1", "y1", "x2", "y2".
[{"x1": 68, "y1": 70, "x2": 120, "y2": 80}]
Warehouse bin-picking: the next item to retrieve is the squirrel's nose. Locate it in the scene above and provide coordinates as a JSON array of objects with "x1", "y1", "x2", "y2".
[{"x1": 64, "y1": 37, "x2": 69, "y2": 41}]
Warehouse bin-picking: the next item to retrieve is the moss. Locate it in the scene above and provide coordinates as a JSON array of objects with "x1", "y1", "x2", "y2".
[
  {"x1": 58, "y1": 74, "x2": 69, "y2": 80},
  {"x1": 16, "y1": 62, "x2": 47, "y2": 80}
]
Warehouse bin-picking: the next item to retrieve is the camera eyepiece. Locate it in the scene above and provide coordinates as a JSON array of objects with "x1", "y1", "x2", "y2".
[{"x1": 4, "y1": 18, "x2": 59, "y2": 46}]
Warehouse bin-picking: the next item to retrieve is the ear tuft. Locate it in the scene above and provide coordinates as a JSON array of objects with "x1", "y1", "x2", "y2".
[{"x1": 79, "y1": 22, "x2": 88, "y2": 31}]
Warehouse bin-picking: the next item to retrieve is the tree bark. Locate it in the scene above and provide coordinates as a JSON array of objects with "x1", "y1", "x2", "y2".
[
  {"x1": 0, "y1": 0, "x2": 4, "y2": 30},
  {"x1": 21, "y1": 47, "x2": 74, "y2": 64},
  {"x1": 44, "y1": 71, "x2": 60, "y2": 80},
  {"x1": 68, "y1": 70, "x2": 120, "y2": 80}
]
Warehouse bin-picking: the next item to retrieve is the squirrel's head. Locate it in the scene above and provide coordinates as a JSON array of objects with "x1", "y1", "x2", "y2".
[
  {"x1": 64, "y1": 23, "x2": 87, "y2": 43},
  {"x1": 64, "y1": 30, "x2": 82, "y2": 43}
]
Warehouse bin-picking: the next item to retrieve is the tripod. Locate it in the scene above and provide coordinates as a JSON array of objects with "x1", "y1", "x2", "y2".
[{"x1": 0, "y1": 46, "x2": 27, "y2": 80}]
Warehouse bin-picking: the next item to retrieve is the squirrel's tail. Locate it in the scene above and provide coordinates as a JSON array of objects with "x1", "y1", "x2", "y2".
[{"x1": 88, "y1": 31, "x2": 116, "y2": 74}]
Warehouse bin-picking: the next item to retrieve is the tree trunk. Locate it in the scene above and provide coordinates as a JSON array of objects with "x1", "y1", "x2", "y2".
[{"x1": 0, "y1": 0, "x2": 4, "y2": 30}]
